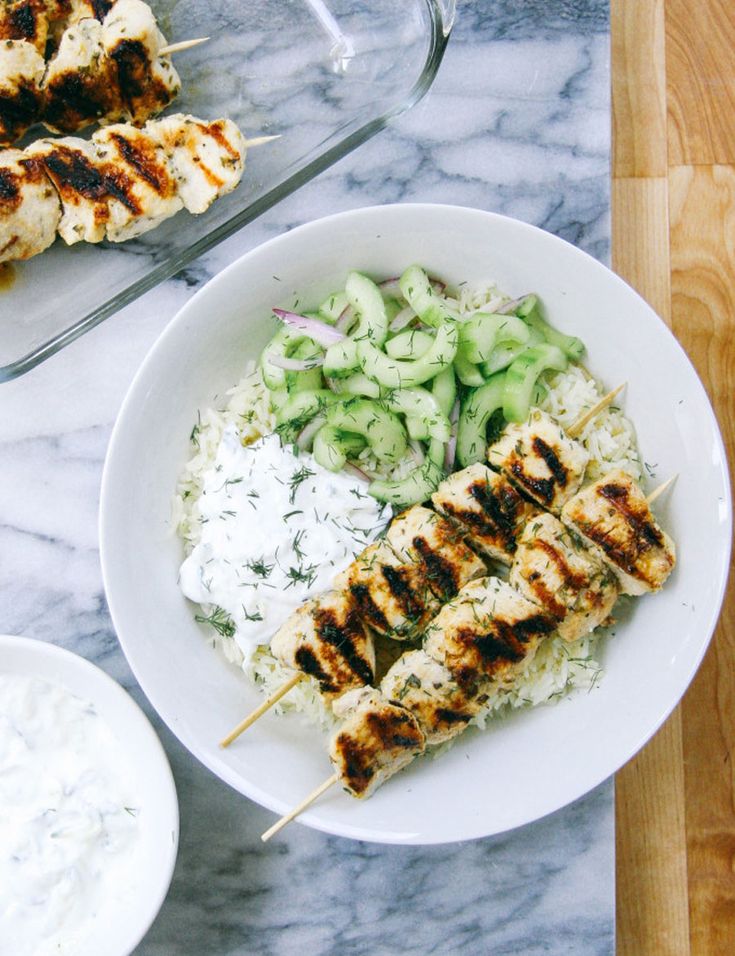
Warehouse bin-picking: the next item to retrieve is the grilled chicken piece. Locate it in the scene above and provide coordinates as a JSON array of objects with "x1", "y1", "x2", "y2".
[
  {"x1": 0, "y1": 147, "x2": 60, "y2": 261},
  {"x1": 330, "y1": 687, "x2": 425, "y2": 798},
  {"x1": 67, "y1": 0, "x2": 114, "y2": 23},
  {"x1": 92, "y1": 121, "x2": 182, "y2": 240},
  {"x1": 26, "y1": 135, "x2": 114, "y2": 242},
  {"x1": 145, "y1": 113, "x2": 246, "y2": 214},
  {"x1": 509, "y1": 513, "x2": 618, "y2": 641},
  {"x1": 561, "y1": 469, "x2": 676, "y2": 596},
  {"x1": 0, "y1": 0, "x2": 49, "y2": 54},
  {"x1": 270, "y1": 590, "x2": 375, "y2": 701},
  {"x1": 432, "y1": 463, "x2": 540, "y2": 565},
  {"x1": 1, "y1": 1, "x2": 179, "y2": 145},
  {"x1": 423, "y1": 576, "x2": 556, "y2": 688},
  {"x1": 488, "y1": 408, "x2": 590, "y2": 513},
  {"x1": 42, "y1": 16, "x2": 125, "y2": 134},
  {"x1": 334, "y1": 538, "x2": 440, "y2": 641},
  {"x1": 381, "y1": 648, "x2": 489, "y2": 746},
  {"x1": 0, "y1": 39, "x2": 45, "y2": 144},
  {"x1": 102, "y1": 0, "x2": 179, "y2": 125},
  {"x1": 386, "y1": 505, "x2": 487, "y2": 605}
]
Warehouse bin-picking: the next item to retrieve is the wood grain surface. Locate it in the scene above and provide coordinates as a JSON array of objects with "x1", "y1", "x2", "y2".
[{"x1": 612, "y1": 1, "x2": 735, "y2": 953}]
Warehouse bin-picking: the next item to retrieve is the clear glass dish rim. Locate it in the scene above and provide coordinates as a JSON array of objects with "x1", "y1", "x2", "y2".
[{"x1": 2, "y1": 0, "x2": 456, "y2": 383}]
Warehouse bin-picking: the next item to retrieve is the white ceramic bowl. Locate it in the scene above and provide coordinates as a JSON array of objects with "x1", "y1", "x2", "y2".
[
  {"x1": 100, "y1": 204, "x2": 731, "y2": 845},
  {"x1": 0, "y1": 635, "x2": 179, "y2": 953}
]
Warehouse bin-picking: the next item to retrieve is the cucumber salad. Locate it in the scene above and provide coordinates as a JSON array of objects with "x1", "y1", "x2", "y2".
[{"x1": 260, "y1": 265, "x2": 585, "y2": 506}]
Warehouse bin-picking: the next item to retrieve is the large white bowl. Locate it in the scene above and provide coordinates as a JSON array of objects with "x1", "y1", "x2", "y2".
[
  {"x1": 0, "y1": 635, "x2": 179, "y2": 953},
  {"x1": 100, "y1": 204, "x2": 731, "y2": 845}
]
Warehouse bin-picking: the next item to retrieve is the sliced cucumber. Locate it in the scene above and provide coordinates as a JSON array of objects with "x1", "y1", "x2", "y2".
[
  {"x1": 399, "y1": 265, "x2": 456, "y2": 329},
  {"x1": 385, "y1": 329, "x2": 434, "y2": 360},
  {"x1": 357, "y1": 322, "x2": 458, "y2": 389},
  {"x1": 456, "y1": 373, "x2": 507, "y2": 467},
  {"x1": 503, "y1": 344, "x2": 568, "y2": 422},
  {"x1": 369, "y1": 458, "x2": 444, "y2": 506},
  {"x1": 313, "y1": 425, "x2": 366, "y2": 472},
  {"x1": 326, "y1": 399, "x2": 407, "y2": 464},
  {"x1": 383, "y1": 387, "x2": 451, "y2": 443},
  {"x1": 346, "y1": 272, "x2": 389, "y2": 347}
]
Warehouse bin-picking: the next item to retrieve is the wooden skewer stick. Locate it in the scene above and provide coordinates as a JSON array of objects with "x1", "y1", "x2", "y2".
[
  {"x1": 242, "y1": 135, "x2": 281, "y2": 148},
  {"x1": 646, "y1": 474, "x2": 677, "y2": 506},
  {"x1": 261, "y1": 773, "x2": 339, "y2": 843},
  {"x1": 159, "y1": 36, "x2": 210, "y2": 56},
  {"x1": 219, "y1": 671, "x2": 305, "y2": 748},
  {"x1": 567, "y1": 383, "x2": 626, "y2": 439}
]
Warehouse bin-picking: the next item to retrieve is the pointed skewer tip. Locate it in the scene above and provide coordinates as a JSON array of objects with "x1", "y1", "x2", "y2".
[
  {"x1": 567, "y1": 383, "x2": 627, "y2": 439},
  {"x1": 242, "y1": 134, "x2": 281, "y2": 148},
  {"x1": 159, "y1": 36, "x2": 210, "y2": 56},
  {"x1": 261, "y1": 773, "x2": 339, "y2": 843},
  {"x1": 646, "y1": 474, "x2": 677, "y2": 506}
]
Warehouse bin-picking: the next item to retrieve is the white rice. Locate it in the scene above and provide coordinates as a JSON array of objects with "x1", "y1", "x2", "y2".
[{"x1": 174, "y1": 282, "x2": 643, "y2": 737}]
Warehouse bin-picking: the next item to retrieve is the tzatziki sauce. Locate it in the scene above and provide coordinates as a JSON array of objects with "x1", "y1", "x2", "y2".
[
  {"x1": 0, "y1": 675, "x2": 141, "y2": 956},
  {"x1": 179, "y1": 429, "x2": 387, "y2": 661}
]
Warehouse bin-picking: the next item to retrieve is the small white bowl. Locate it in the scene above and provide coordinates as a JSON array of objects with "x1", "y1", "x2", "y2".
[
  {"x1": 0, "y1": 635, "x2": 179, "y2": 955},
  {"x1": 100, "y1": 203, "x2": 731, "y2": 844}
]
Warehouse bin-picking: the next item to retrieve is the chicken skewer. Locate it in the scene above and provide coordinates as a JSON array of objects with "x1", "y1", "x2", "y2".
[
  {"x1": 220, "y1": 392, "x2": 628, "y2": 744},
  {"x1": 220, "y1": 506, "x2": 487, "y2": 748},
  {"x1": 261, "y1": 472, "x2": 677, "y2": 841},
  {"x1": 261, "y1": 574, "x2": 558, "y2": 841},
  {"x1": 0, "y1": 0, "x2": 202, "y2": 145},
  {"x1": 435, "y1": 439, "x2": 674, "y2": 633},
  {"x1": 1, "y1": 112, "x2": 248, "y2": 262}
]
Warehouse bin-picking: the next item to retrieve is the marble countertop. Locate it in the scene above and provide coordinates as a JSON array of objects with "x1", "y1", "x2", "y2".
[{"x1": 0, "y1": 1, "x2": 615, "y2": 952}]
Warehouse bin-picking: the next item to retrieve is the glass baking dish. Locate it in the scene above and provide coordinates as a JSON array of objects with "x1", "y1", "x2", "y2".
[{"x1": 0, "y1": 0, "x2": 455, "y2": 381}]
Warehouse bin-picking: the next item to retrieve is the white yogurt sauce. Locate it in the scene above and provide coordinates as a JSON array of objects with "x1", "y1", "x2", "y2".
[
  {"x1": 0, "y1": 675, "x2": 141, "y2": 956},
  {"x1": 179, "y1": 429, "x2": 387, "y2": 661}
]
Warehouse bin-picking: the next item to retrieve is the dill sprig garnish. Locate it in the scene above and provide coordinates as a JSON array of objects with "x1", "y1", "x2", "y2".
[{"x1": 195, "y1": 606, "x2": 236, "y2": 639}]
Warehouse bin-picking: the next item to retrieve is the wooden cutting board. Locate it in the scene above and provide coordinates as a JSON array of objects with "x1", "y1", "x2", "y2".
[{"x1": 611, "y1": 0, "x2": 735, "y2": 952}]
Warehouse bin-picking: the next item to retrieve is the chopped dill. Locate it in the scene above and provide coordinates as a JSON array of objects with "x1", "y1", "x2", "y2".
[
  {"x1": 247, "y1": 558, "x2": 274, "y2": 579},
  {"x1": 189, "y1": 412, "x2": 202, "y2": 447}
]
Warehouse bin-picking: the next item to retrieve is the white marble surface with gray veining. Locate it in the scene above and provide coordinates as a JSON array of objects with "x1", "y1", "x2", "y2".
[{"x1": 0, "y1": 1, "x2": 615, "y2": 952}]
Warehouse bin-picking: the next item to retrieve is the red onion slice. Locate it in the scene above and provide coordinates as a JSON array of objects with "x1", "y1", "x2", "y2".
[
  {"x1": 296, "y1": 415, "x2": 326, "y2": 451},
  {"x1": 378, "y1": 277, "x2": 402, "y2": 299},
  {"x1": 335, "y1": 305, "x2": 356, "y2": 334},
  {"x1": 444, "y1": 399, "x2": 460, "y2": 472},
  {"x1": 343, "y1": 462, "x2": 371, "y2": 482},
  {"x1": 388, "y1": 306, "x2": 416, "y2": 332},
  {"x1": 272, "y1": 308, "x2": 346, "y2": 346},
  {"x1": 429, "y1": 277, "x2": 447, "y2": 294},
  {"x1": 408, "y1": 440, "x2": 426, "y2": 465},
  {"x1": 497, "y1": 295, "x2": 533, "y2": 315}
]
